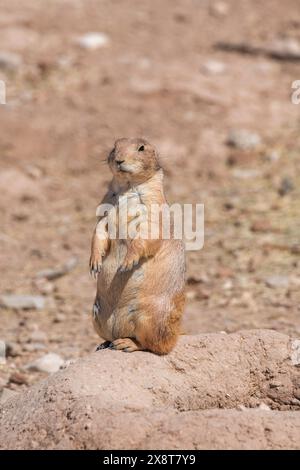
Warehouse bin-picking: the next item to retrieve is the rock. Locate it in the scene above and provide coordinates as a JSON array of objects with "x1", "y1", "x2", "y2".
[
  {"x1": 264, "y1": 151, "x2": 280, "y2": 162},
  {"x1": 34, "y1": 278, "x2": 54, "y2": 295},
  {"x1": 53, "y1": 313, "x2": 66, "y2": 323},
  {"x1": 270, "y1": 38, "x2": 300, "y2": 60},
  {"x1": 9, "y1": 372, "x2": 28, "y2": 386},
  {"x1": 237, "y1": 404, "x2": 248, "y2": 411},
  {"x1": 265, "y1": 275, "x2": 290, "y2": 289},
  {"x1": 232, "y1": 168, "x2": 260, "y2": 179},
  {"x1": 23, "y1": 343, "x2": 46, "y2": 353},
  {"x1": 278, "y1": 177, "x2": 294, "y2": 196},
  {"x1": 258, "y1": 403, "x2": 271, "y2": 411},
  {"x1": 227, "y1": 129, "x2": 262, "y2": 150},
  {"x1": 129, "y1": 77, "x2": 162, "y2": 95},
  {"x1": 28, "y1": 330, "x2": 47, "y2": 343},
  {"x1": 26, "y1": 353, "x2": 64, "y2": 374},
  {"x1": 0, "y1": 295, "x2": 46, "y2": 311},
  {"x1": 35, "y1": 257, "x2": 78, "y2": 281},
  {"x1": 6, "y1": 342, "x2": 22, "y2": 358},
  {"x1": 291, "y1": 340, "x2": 300, "y2": 366},
  {"x1": 201, "y1": 59, "x2": 226, "y2": 75},
  {"x1": 251, "y1": 220, "x2": 272, "y2": 233},
  {"x1": 0, "y1": 388, "x2": 18, "y2": 405},
  {"x1": 1, "y1": 331, "x2": 300, "y2": 449},
  {"x1": 210, "y1": 1, "x2": 229, "y2": 17},
  {"x1": 186, "y1": 290, "x2": 196, "y2": 300},
  {"x1": 0, "y1": 51, "x2": 22, "y2": 71},
  {"x1": 75, "y1": 32, "x2": 110, "y2": 50}
]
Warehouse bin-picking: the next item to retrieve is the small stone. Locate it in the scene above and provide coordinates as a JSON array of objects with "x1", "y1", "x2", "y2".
[
  {"x1": 251, "y1": 220, "x2": 272, "y2": 233},
  {"x1": 202, "y1": 59, "x2": 226, "y2": 75},
  {"x1": 36, "y1": 257, "x2": 78, "y2": 281},
  {"x1": 291, "y1": 339, "x2": 300, "y2": 366},
  {"x1": 0, "y1": 51, "x2": 22, "y2": 71},
  {"x1": 278, "y1": 177, "x2": 294, "y2": 196},
  {"x1": 0, "y1": 388, "x2": 18, "y2": 404},
  {"x1": 210, "y1": 1, "x2": 229, "y2": 17},
  {"x1": 222, "y1": 280, "x2": 233, "y2": 290},
  {"x1": 26, "y1": 353, "x2": 64, "y2": 374},
  {"x1": 264, "y1": 151, "x2": 280, "y2": 162},
  {"x1": 6, "y1": 342, "x2": 22, "y2": 357},
  {"x1": 237, "y1": 404, "x2": 247, "y2": 411},
  {"x1": 9, "y1": 371, "x2": 28, "y2": 385},
  {"x1": 24, "y1": 164, "x2": 43, "y2": 179},
  {"x1": 75, "y1": 32, "x2": 110, "y2": 50},
  {"x1": 23, "y1": 343, "x2": 46, "y2": 353},
  {"x1": 28, "y1": 330, "x2": 47, "y2": 343},
  {"x1": 34, "y1": 278, "x2": 54, "y2": 295},
  {"x1": 269, "y1": 382, "x2": 281, "y2": 389},
  {"x1": 129, "y1": 77, "x2": 162, "y2": 95},
  {"x1": 0, "y1": 294, "x2": 46, "y2": 310},
  {"x1": 227, "y1": 129, "x2": 262, "y2": 150},
  {"x1": 258, "y1": 403, "x2": 271, "y2": 411},
  {"x1": 265, "y1": 275, "x2": 289, "y2": 289},
  {"x1": 270, "y1": 38, "x2": 300, "y2": 59},
  {"x1": 53, "y1": 313, "x2": 66, "y2": 323},
  {"x1": 232, "y1": 169, "x2": 260, "y2": 179},
  {"x1": 186, "y1": 290, "x2": 196, "y2": 300}
]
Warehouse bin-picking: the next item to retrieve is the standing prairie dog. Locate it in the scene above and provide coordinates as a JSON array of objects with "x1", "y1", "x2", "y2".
[{"x1": 90, "y1": 138, "x2": 185, "y2": 354}]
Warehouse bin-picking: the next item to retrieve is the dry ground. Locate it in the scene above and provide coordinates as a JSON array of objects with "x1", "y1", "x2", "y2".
[{"x1": 0, "y1": 0, "x2": 300, "y2": 407}]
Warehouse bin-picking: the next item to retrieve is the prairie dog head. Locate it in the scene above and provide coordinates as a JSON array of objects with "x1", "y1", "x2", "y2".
[{"x1": 108, "y1": 138, "x2": 161, "y2": 185}]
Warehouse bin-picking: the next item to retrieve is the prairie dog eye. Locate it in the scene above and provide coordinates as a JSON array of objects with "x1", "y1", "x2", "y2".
[{"x1": 138, "y1": 145, "x2": 145, "y2": 152}]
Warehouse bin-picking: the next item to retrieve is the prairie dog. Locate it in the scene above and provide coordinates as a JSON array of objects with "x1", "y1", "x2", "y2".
[{"x1": 90, "y1": 138, "x2": 185, "y2": 354}]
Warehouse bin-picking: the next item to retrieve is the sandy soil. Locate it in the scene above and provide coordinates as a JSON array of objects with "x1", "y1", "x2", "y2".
[{"x1": 0, "y1": 0, "x2": 300, "y2": 445}]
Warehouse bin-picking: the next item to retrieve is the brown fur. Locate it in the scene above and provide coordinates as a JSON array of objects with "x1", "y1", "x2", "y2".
[{"x1": 90, "y1": 138, "x2": 185, "y2": 354}]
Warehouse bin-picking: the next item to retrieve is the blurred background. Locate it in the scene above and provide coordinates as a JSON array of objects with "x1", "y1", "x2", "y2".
[{"x1": 1, "y1": 0, "x2": 300, "y2": 391}]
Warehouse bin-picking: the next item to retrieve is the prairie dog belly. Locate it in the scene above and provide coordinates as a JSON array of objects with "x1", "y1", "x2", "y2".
[{"x1": 94, "y1": 239, "x2": 144, "y2": 341}]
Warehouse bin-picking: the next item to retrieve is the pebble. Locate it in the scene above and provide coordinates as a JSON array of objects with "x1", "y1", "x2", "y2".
[
  {"x1": 265, "y1": 275, "x2": 290, "y2": 289},
  {"x1": 201, "y1": 59, "x2": 226, "y2": 75},
  {"x1": 36, "y1": 257, "x2": 78, "y2": 281},
  {"x1": 9, "y1": 371, "x2": 28, "y2": 385},
  {"x1": 278, "y1": 177, "x2": 294, "y2": 196},
  {"x1": 232, "y1": 169, "x2": 260, "y2": 180},
  {"x1": 23, "y1": 343, "x2": 46, "y2": 353},
  {"x1": 0, "y1": 294, "x2": 46, "y2": 310},
  {"x1": 210, "y1": 1, "x2": 229, "y2": 17},
  {"x1": 270, "y1": 38, "x2": 300, "y2": 59},
  {"x1": 227, "y1": 129, "x2": 262, "y2": 150},
  {"x1": 129, "y1": 77, "x2": 162, "y2": 95},
  {"x1": 6, "y1": 342, "x2": 22, "y2": 358},
  {"x1": 258, "y1": 403, "x2": 271, "y2": 411},
  {"x1": 264, "y1": 150, "x2": 280, "y2": 162},
  {"x1": 53, "y1": 313, "x2": 66, "y2": 323},
  {"x1": 186, "y1": 290, "x2": 196, "y2": 300},
  {"x1": 251, "y1": 220, "x2": 272, "y2": 233},
  {"x1": 26, "y1": 353, "x2": 64, "y2": 374},
  {"x1": 0, "y1": 51, "x2": 22, "y2": 71},
  {"x1": 34, "y1": 278, "x2": 54, "y2": 295},
  {"x1": 28, "y1": 330, "x2": 47, "y2": 343},
  {"x1": 237, "y1": 404, "x2": 248, "y2": 411},
  {"x1": 75, "y1": 32, "x2": 110, "y2": 50}
]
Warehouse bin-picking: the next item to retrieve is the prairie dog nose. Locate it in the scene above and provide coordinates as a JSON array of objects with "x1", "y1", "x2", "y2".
[{"x1": 116, "y1": 159, "x2": 125, "y2": 165}]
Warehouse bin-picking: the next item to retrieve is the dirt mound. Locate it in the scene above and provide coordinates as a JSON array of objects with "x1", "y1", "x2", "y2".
[{"x1": 0, "y1": 330, "x2": 299, "y2": 449}]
